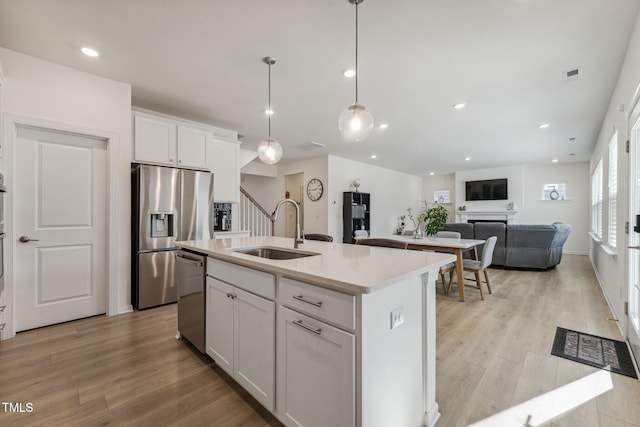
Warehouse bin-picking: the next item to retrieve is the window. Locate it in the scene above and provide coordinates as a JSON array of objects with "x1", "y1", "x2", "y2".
[
  {"x1": 608, "y1": 132, "x2": 618, "y2": 248},
  {"x1": 591, "y1": 159, "x2": 603, "y2": 239}
]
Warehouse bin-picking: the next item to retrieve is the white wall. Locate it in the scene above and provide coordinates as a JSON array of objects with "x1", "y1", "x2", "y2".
[
  {"x1": 241, "y1": 156, "x2": 329, "y2": 237},
  {"x1": 0, "y1": 47, "x2": 132, "y2": 323},
  {"x1": 327, "y1": 155, "x2": 423, "y2": 241},
  {"x1": 242, "y1": 155, "x2": 424, "y2": 243},
  {"x1": 589, "y1": 12, "x2": 640, "y2": 325},
  {"x1": 425, "y1": 163, "x2": 590, "y2": 254},
  {"x1": 522, "y1": 163, "x2": 590, "y2": 254},
  {"x1": 422, "y1": 173, "x2": 456, "y2": 223},
  {"x1": 454, "y1": 166, "x2": 525, "y2": 216}
]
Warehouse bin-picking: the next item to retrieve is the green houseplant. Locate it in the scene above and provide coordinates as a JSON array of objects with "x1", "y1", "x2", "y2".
[{"x1": 420, "y1": 203, "x2": 449, "y2": 236}]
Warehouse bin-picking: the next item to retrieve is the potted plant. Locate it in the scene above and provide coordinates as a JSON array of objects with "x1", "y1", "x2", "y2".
[{"x1": 420, "y1": 203, "x2": 449, "y2": 236}]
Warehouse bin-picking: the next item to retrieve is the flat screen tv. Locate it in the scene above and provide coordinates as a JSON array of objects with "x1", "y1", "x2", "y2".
[{"x1": 465, "y1": 178, "x2": 508, "y2": 201}]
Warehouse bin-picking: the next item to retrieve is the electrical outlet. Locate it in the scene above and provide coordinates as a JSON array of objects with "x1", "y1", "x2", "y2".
[{"x1": 390, "y1": 306, "x2": 405, "y2": 330}]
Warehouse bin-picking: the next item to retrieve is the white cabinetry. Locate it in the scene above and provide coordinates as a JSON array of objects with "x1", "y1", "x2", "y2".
[
  {"x1": 206, "y1": 258, "x2": 275, "y2": 411},
  {"x1": 211, "y1": 138, "x2": 240, "y2": 202},
  {"x1": 133, "y1": 111, "x2": 212, "y2": 170},
  {"x1": 277, "y1": 278, "x2": 355, "y2": 427},
  {"x1": 176, "y1": 125, "x2": 211, "y2": 169}
]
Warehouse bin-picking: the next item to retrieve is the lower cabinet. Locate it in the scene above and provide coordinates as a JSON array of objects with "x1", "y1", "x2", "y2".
[
  {"x1": 276, "y1": 306, "x2": 355, "y2": 427},
  {"x1": 206, "y1": 276, "x2": 275, "y2": 411}
]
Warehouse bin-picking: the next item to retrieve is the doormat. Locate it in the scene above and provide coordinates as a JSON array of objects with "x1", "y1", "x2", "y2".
[{"x1": 551, "y1": 327, "x2": 638, "y2": 379}]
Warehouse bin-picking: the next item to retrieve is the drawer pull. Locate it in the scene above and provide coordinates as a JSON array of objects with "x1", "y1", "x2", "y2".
[
  {"x1": 292, "y1": 320, "x2": 321, "y2": 335},
  {"x1": 292, "y1": 295, "x2": 323, "y2": 308}
]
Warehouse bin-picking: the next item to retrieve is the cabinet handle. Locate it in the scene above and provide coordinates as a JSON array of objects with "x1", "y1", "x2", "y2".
[
  {"x1": 292, "y1": 320, "x2": 321, "y2": 335},
  {"x1": 0, "y1": 323, "x2": 5, "y2": 331},
  {"x1": 292, "y1": 295, "x2": 323, "y2": 308},
  {"x1": 175, "y1": 253, "x2": 203, "y2": 267},
  {"x1": 169, "y1": 158, "x2": 174, "y2": 162},
  {"x1": 0, "y1": 305, "x2": 5, "y2": 312},
  {"x1": 226, "y1": 293, "x2": 236, "y2": 299}
]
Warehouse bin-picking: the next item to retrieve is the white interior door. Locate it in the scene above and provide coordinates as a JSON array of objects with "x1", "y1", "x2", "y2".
[
  {"x1": 14, "y1": 126, "x2": 107, "y2": 331},
  {"x1": 627, "y1": 97, "x2": 640, "y2": 366}
]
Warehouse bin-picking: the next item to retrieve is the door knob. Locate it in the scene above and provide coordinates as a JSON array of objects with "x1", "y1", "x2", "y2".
[{"x1": 19, "y1": 236, "x2": 39, "y2": 243}]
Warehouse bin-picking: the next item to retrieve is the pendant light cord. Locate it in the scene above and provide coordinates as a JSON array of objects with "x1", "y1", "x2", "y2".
[
  {"x1": 268, "y1": 62, "x2": 272, "y2": 138},
  {"x1": 355, "y1": 1, "x2": 359, "y2": 104}
]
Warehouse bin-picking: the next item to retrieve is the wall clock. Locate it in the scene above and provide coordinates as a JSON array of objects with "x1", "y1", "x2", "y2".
[{"x1": 306, "y1": 178, "x2": 324, "y2": 201}]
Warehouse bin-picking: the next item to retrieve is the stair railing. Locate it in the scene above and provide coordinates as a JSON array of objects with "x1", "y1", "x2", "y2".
[{"x1": 239, "y1": 186, "x2": 275, "y2": 237}]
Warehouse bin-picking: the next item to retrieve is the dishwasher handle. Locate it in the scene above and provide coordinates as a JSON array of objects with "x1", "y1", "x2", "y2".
[{"x1": 175, "y1": 252, "x2": 204, "y2": 267}]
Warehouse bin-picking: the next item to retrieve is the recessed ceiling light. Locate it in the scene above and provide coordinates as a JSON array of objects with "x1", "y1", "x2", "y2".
[
  {"x1": 379, "y1": 123, "x2": 389, "y2": 130},
  {"x1": 429, "y1": 172, "x2": 435, "y2": 176},
  {"x1": 81, "y1": 47, "x2": 99, "y2": 57},
  {"x1": 464, "y1": 156, "x2": 471, "y2": 161},
  {"x1": 538, "y1": 123, "x2": 550, "y2": 129},
  {"x1": 552, "y1": 158, "x2": 559, "y2": 163},
  {"x1": 265, "y1": 109, "x2": 274, "y2": 115},
  {"x1": 370, "y1": 154, "x2": 377, "y2": 159},
  {"x1": 453, "y1": 103, "x2": 466, "y2": 110},
  {"x1": 343, "y1": 69, "x2": 356, "y2": 78}
]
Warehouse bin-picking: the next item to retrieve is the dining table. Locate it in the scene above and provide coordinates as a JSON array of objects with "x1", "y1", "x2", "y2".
[{"x1": 358, "y1": 235, "x2": 486, "y2": 302}]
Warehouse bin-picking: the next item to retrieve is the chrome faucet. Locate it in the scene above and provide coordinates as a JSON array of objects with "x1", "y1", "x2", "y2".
[{"x1": 272, "y1": 199, "x2": 304, "y2": 249}]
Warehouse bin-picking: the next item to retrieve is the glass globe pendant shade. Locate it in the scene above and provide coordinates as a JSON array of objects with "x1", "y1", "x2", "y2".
[
  {"x1": 257, "y1": 137, "x2": 283, "y2": 165},
  {"x1": 338, "y1": 103, "x2": 374, "y2": 142}
]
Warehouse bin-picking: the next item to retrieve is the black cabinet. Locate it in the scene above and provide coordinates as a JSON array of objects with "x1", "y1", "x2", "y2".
[{"x1": 343, "y1": 192, "x2": 370, "y2": 243}]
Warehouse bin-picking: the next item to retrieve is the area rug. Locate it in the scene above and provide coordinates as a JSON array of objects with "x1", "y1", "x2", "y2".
[{"x1": 551, "y1": 327, "x2": 638, "y2": 379}]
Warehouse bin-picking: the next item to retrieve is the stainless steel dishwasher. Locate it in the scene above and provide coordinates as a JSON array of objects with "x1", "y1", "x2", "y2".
[{"x1": 175, "y1": 249, "x2": 206, "y2": 353}]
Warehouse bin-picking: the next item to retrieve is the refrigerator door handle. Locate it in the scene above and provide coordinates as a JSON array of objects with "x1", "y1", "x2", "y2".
[{"x1": 175, "y1": 253, "x2": 204, "y2": 267}]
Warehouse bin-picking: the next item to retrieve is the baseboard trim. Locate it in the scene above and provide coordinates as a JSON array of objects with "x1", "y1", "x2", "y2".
[{"x1": 589, "y1": 257, "x2": 625, "y2": 338}]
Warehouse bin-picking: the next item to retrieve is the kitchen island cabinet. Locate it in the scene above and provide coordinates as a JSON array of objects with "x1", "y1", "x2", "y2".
[
  {"x1": 206, "y1": 257, "x2": 275, "y2": 411},
  {"x1": 176, "y1": 236, "x2": 455, "y2": 427}
]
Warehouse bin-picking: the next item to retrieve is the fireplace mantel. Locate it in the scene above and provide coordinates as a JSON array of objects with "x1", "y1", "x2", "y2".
[{"x1": 456, "y1": 210, "x2": 518, "y2": 224}]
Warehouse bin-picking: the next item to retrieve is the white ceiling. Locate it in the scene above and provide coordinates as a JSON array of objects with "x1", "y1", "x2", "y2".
[{"x1": 1, "y1": 0, "x2": 639, "y2": 175}]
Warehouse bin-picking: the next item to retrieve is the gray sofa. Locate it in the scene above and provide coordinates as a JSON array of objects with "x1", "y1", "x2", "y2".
[{"x1": 441, "y1": 222, "x2": 572, "y2": 270}]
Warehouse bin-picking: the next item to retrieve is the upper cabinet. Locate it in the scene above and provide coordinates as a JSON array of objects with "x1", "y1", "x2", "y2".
[
  {"x1": 132, "y1": 109, "x2": 241, "y2": 203},
  {"x1": 176, "y1": 125, "x2": 211, "y2": 169},
  {"x1": 133, "y1": 113, "x2": 177, "y2": 166},
  {"x1": 211, "y1": 138, "x2": 239, "y2": 203},
  {"x1": 133, "y1": 111, "x2": 212, "y2": 170}
]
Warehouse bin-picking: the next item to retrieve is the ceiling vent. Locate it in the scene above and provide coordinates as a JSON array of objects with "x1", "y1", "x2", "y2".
[
  {"x1": 298, "y1": 141, "x2": 326, "y2": 151},
  {"x1": 563, "y1": 67, "x2": 582, "y2": 82}
]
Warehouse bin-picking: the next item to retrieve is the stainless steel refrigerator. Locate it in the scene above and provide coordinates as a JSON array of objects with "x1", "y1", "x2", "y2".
[{"x1": 131, "y1": 164, "x2": 213, "y2": 310}]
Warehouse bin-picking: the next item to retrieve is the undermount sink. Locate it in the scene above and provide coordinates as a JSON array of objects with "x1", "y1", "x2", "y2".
[{"x1": 231, "y1": 246, "x2": 320, "y2": 260}]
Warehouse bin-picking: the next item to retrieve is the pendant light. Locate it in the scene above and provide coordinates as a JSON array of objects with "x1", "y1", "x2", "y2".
[
  {"x1": 257, "y1": 56, "x2": 283, "y2": 165},
  {"x1": 338, "y1": 0, "x2": 374, "y2": 142}
]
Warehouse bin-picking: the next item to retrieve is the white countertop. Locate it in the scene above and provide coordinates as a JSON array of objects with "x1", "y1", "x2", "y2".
[
  {"x1": 176, "y1": 236, "x2": 456, "y2": 294},
  {"x1": 214, "y1": 230, "x2": 250, "y2": 236}
]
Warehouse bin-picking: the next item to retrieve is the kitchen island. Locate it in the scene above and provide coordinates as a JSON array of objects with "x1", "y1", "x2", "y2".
[{"x1": 176, "y1": 236, "x2": 455, "y2": 427}]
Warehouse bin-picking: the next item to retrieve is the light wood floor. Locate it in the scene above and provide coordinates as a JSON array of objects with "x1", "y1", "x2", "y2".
[
  {"x1": 0, "y1": 254, "x2": 638, "y2": 426},
  {"x1": 436, "y1": 254, "x2": 640, "y2": 427}
]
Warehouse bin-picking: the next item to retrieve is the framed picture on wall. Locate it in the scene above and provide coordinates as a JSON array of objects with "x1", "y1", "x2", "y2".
[
  {"x1": 434, "y1": 189, "x2": 450, "y2": 204},
  {"x1": 542, "y1": 183, "x2": 567, "y2": 200}
]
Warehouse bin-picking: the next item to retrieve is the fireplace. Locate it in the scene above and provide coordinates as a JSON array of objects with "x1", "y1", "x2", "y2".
[
  {"x1": 468, "y1": 219, "x2": 507, "y2": 224},
  {"x1": 456, "y1": 210, "x2": 517, "y2": 224}
]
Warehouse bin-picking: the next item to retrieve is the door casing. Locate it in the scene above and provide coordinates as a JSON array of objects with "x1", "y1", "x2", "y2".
[{"x1": 2, "y1": 114, "x2": 121, "y2": 339}]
